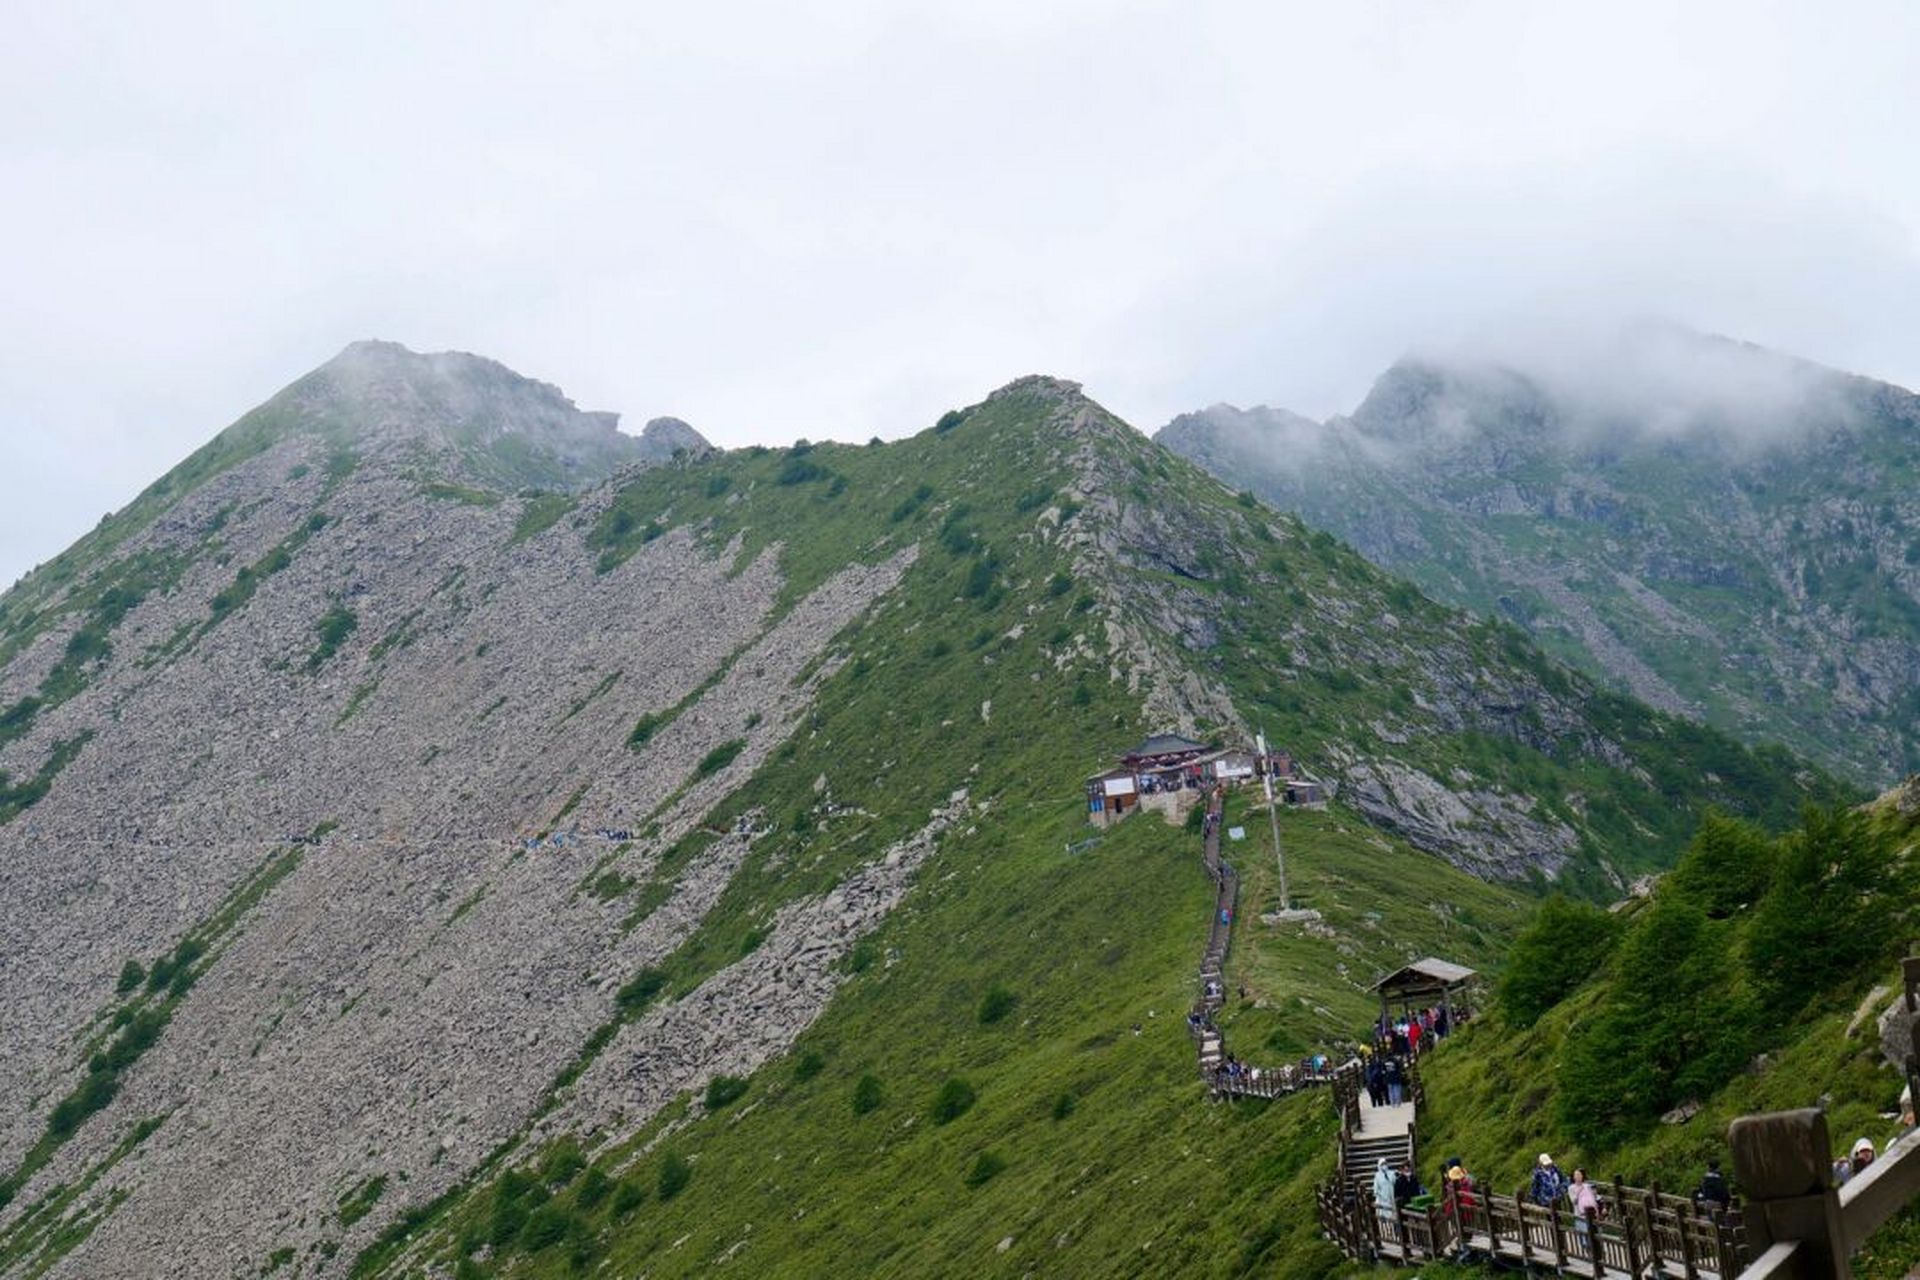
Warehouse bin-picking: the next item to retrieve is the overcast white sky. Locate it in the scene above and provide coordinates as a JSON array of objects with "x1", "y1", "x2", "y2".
[{"x1": 4, "y1": 1, "x2": 1918, "y2": 586}]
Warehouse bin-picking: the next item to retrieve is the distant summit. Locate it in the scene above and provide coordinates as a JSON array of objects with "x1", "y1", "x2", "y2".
[
  {"x1": 243, "y1": 340, "x2": 657, "y2": 490},
  {"x1": 1158, "y1": 329, "x2": 1920, "y2": 784}
]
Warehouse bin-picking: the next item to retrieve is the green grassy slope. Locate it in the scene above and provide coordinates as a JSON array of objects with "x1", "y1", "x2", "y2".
[
  {"x1": 341, "y1": 382, "x2": 1851, "y2": 1279},
  {"x1": 364, "y1": 792, "x2": 1530, "y2": 1280}
]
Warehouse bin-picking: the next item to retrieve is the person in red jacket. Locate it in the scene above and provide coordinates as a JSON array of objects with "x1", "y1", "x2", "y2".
[{"x1": 1444, "y1": 1162, "x2": 1478, "y2": 1214}]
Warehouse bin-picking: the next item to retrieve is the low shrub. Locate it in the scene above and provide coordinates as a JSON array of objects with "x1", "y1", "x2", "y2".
[
  {"x1": 930, "y1": 1077, "x2": 976, "y2": 1125},
  {"x1": 977, "y1": 985, "x2": 1018, "y2": 1025},
  {"x1": 609, "y1": 1179, "x2": 646, "y2": 1218},
  {"x1": 963, "y1": 1151, "x2": 1006, "y2": 1188},
  {"x1": 705, "y1": 1076, "x2": 749, "y2": 1110},
  {"x1": 657, "y1": 1152, "x2": 691, "y2": 1201},
  {"x1": 695, "y1": 739, "x2": 746, "y2": 777},
  {"x1": 615, "y1": 969, "x2": 668, "y2": 1014}
]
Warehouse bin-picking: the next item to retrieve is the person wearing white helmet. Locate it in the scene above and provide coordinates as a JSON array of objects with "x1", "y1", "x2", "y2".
[
  {"x1": 1834, "y1": 1137, "x2": 1877, "y2": 1186},
  {"x1": 1529, "y1": 1152, "x2": 1569, "y2": 1206}
]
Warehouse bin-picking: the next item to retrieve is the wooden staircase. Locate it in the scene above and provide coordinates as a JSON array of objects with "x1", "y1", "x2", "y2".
[{"x1": 1343, "y1": 1129, "x2": 1414, "y2": 1194}]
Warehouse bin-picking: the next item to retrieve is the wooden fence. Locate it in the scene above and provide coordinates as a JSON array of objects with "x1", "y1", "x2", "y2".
[{"x1": 1317, "y1": 1175, "x2": 1747, "y2": 1277}]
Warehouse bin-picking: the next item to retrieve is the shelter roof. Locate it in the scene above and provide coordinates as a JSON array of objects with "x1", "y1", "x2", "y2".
[
  {"x1": 1369, "y1": 957, "x2": 1477, "y2": 994},
  {"x1": 1124, "y1": 733, "x2": 1208, "y2": 759}
]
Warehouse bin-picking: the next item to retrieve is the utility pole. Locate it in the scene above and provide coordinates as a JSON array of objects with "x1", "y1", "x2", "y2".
[{"x1": 1259, "y1": 728, "x2": 1287, "y2": 910}]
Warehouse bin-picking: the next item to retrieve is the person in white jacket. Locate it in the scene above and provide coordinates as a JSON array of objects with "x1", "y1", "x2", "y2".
[{"x1": 1374, "y1": 1159, "x2": 1399, "y2": 1237}]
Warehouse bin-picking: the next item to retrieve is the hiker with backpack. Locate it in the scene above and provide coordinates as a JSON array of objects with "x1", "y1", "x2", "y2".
[{"x1": 1694, "y1": 1159, "x2": 1731, "y2": 1211}]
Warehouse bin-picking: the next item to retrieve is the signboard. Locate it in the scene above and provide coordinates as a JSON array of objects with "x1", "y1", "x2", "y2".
[
  {"x1": 1102, "y1": 776, "x2": 1137, "y2": 798},
  {"x1": 1227, "y1": 826, "x2": 1246, "y2": 841}
]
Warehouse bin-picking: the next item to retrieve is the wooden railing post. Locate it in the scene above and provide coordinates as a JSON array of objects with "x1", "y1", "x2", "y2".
[
  {"x1": 1515, "y1": 1192, "x2": 1532, "y2": 1264},
  {"x1": 1730, "y1": 1107, "x2": 1849, "y2": 1279},
  {"x1": 1712, "y1": 1209, "x2": 1735, "y2": 1277},
  {"x1": 1644, "y1": 1184, "x2": 1661, "y2": 1269},
  {"x1": 1676, "y1": 1189, "x2": 1700, "y2": 1279},
  {"x1": 1616, "y1": 1176, "x2": 1642, "y2": 1277}
]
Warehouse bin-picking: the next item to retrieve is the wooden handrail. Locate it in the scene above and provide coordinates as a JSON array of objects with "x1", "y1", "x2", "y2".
[
  {"x1": 1728, "y1": 1106, "x2": 1920, "y2": 1278},
  {"x1": 1839, "y1": 1128, "x2": 1920, "y2": 1251}
]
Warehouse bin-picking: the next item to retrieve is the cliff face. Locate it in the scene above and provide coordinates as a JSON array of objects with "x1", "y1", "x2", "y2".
[
  {"x1": 1159, "y1": 331, "x2": 1920, "y2": 786},
  {"x1": 0, "y1": 348, "x2": 1839, "y2": 1277}
]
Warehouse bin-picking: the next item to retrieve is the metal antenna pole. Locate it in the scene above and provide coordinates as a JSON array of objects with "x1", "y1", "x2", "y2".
[{"x1": 1259, "y1": 728, "x2": 1287, "y2": 910}]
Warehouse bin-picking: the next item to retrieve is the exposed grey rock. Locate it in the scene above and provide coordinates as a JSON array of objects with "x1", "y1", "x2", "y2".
[
  {"x1": 0, "y1": 414, "x2": 920, "y2": 1276},
  {"x1": 1341, "y1": 758, "x2": 1579, "y2": 881},
  {"x1": 638, "y1": 416, "x2": 714, "y2": 460}
]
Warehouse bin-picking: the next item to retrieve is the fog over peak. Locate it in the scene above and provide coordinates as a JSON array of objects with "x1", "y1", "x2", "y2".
[
  {"x1": 1380, "y1": 320, "x2": 1864, "y2": 447},
  {"x1": 1163, "y1": 320, "x2": 1890, "y2": 472},
  {"x1": 6, "y1": 3, "x2": 1920, "y2": 586}
]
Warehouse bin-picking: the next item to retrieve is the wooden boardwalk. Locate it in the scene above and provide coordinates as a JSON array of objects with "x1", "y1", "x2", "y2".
[
  {"x1": 1319, "y1": 1181, "x2": 1746, "y2": 1279},
  {"x1": 1176, "y1": 788, "x2": 1751, "y2": 1276},
  {"x1": 1186, "y1": 790, "x2": 1345, "y2": 1101}
]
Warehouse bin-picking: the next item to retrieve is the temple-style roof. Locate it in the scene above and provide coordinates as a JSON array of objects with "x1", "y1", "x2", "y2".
[
  {"x1": 1123, "y1": 733, "x2": 1208, "y2": 760},
  {"x1": 1369, "y1": 958, "x2": 1477, "y2": 996}
]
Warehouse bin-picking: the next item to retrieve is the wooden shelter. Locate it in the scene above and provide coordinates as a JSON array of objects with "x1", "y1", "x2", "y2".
[
  {"x1": 1370, "y1": 957, "x2": 1477, "y2": 1024},
  {"x1": 1084, "y1": 767, "x2": 1139, "y2": 826}
]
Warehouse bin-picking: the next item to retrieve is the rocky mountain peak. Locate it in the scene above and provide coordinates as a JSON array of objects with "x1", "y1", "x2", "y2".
[
  {"x1": 252, "y1": 340, "x2": 649, "y2": 490},
  {"x1": 305, "y1": 339, "x2": 623, "y2": 446},
  {"x1": 984, "y1": 373, "x2": 1084, "y2": 404},
  {"x1": 1348, "y1": 357, "x2": 1552, "y2": 449},
  {"x1": 638, "y1": 416, "x2": 713, "y2": 458},
  {"x1": 1156, "y1": 402, "x2": 1331, "y2": 459},
  {"x1": 1158, "y1": 329, "x2": 1920, "y2": 783},
  {"x1": 978, "y1": 375, "x2": 1148, "y2": 460}
]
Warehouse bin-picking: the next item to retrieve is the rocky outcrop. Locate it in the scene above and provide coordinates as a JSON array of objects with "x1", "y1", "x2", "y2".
[
  {"x1": 1339, "y1": 758, "x2": 1580, "y2": 881},
  {"x1": 637, "y1": 416, "x2": 714, "y2": 460},
  {"x1": 288, "y1": 340, "x2": 650, "y2": 487},
  {"x1": 549, "y1": 793, "x2": 970, "y2": 1143}
]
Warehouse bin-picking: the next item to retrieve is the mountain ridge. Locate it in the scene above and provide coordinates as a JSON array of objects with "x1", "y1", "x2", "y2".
[
  {"x1": 0, "y1": 347, "x2": 1844, "y2": 1277},
  {"x1": 1159, "y1": 329, "x2": 1920, "y2": 784}
]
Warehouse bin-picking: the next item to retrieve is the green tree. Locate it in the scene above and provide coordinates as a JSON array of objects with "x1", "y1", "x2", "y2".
[
  {"x1": 1496, "y1": 895, "x2": 1621, "y2": 1027},
  {"x1": 1557, "y1": 897, "x2": 1752, "y2": 1147},
  {"x1": 1746, "y1": 806, "x2": 1901, "y2": 1010},
  {"x1": 1666, "y1": 811, "x2": 1776, "y2": 918}
]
